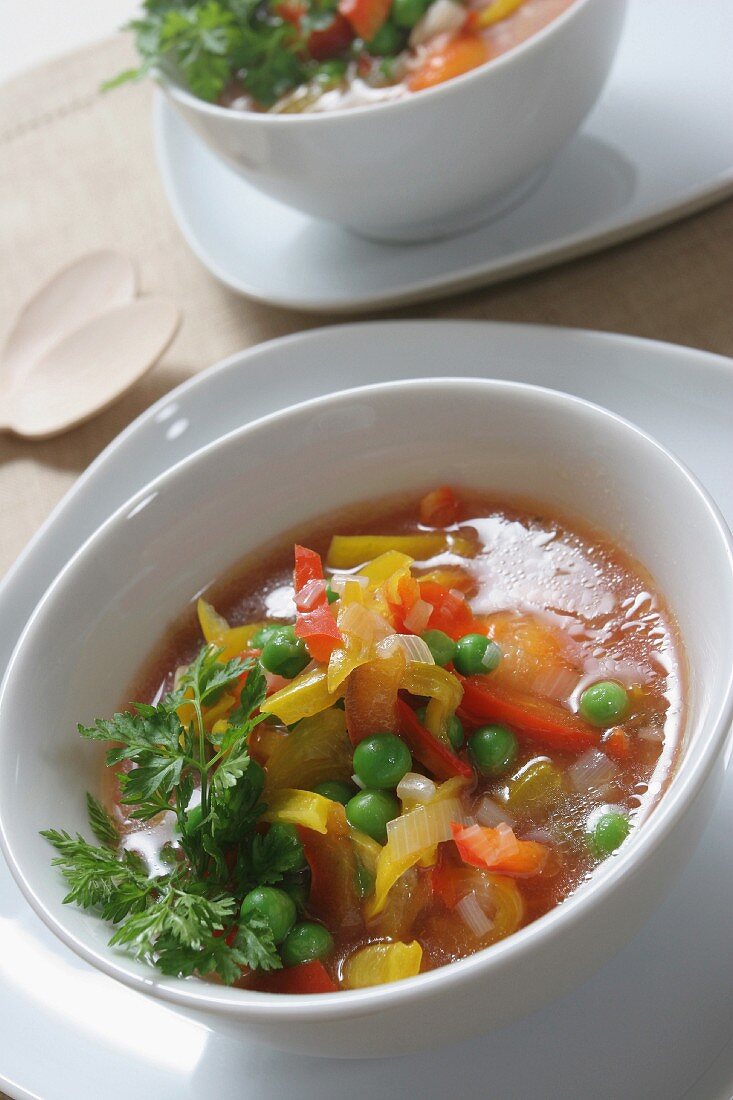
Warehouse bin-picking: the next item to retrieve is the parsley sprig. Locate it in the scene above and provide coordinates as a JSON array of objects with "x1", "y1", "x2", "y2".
[
  {"x1": 42, "y1": 644, "x2": 289, "y2": 983},
  {"x1": 107, "y1": 0, "x2": 312, "y2": 108}
]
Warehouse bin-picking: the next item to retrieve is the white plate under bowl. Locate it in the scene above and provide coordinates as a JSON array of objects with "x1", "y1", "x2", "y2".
[
  {"x1": 153, "y1": 0, "x2": 733, "y2": 313},
  {"x1": 1, "y1": 323, "x2": 732, "y2": 1098}
]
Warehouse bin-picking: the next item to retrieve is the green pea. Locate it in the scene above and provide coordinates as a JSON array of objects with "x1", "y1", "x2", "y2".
[
  {"x1": 281, "y1": 921, "x2": 334, "y2": 967},
  {"x1": 586, "y1": 811, "x2": 630, "y2": 857},
  {"x1": 453, "y1": 634, "x2": 502, "y2": 676},
  {"x1": 345, "y1": 789, "x2": 399, "y2": 843},
  {"x1": 240, "y1": 886, "x2": 297, "y2": 945},
  {"x1": 251, "y1": 622, "x2": 290, "y2": 649},
  {"x1": 468, "y1": 723, "x2": 518, "y2": 778},
  {"x1": 367, "y1": 22, "x2": 405, "y2": 56},
  {"x1": 392, "y1": 0, "x2": 429, "y2": 27},
  {"x1": 447, "y1": 714, "x2": 465, "y2": 751},
  {"x1": 261, "y1": 630, "x2": 310, "y2": 679},
  {"x1": 421, "y1": 629, "x2": 456, "y2": 667},
  {"x1": 313, "y1": 780, "x2": 355, "y2": 806},
  {"x1": 579, "y1": 681, "x2": 629, "y2": 727},
  {"x1": 324, "y1": 581, "x2": 339, "y2": 605},
  {"x1": 353, "y1": 733, "x2": 412, "y2": 790}
]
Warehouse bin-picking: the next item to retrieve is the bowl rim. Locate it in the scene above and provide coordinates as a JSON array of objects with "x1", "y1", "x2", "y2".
[
  {"x1": 1, "y1": 374, "x2": 732, "y2": 1023},
  {"x1": 160, "y1": 0, "x2": 601, "y2": 125}
]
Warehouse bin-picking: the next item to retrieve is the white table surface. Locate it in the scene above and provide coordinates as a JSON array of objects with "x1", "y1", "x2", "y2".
[{"x1": 1, "y1": 0, "x2": 139, "y2": 82}]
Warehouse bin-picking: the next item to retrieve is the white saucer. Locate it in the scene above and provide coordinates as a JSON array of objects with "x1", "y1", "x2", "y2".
[
  {"x1": 153, "y1": 0, "x2": 733, "y2": 313},
  {"x1": 1, "y1": 323, "x2": 733, "y2": 1098}
]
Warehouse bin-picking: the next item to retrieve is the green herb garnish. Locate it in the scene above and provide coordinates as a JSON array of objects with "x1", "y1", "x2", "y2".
[{"x1": 42, "y1": 643, "x2": 294, "y2": 984}]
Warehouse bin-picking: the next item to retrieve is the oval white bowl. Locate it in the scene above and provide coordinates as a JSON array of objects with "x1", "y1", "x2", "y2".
[
  {"x1": 1, "y1": 377, "x2": 732, "y2": 1058},
  {"x1": 162, "y1": 0, "x2": 628, "y2": 241}
]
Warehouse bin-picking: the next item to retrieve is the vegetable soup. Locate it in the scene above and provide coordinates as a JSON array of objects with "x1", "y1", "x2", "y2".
[
  {"x1": 45, "y1": 487, "x2": 682, "y2": 994},
  {"x1": 114, "y1": 0, "x2": 576, "y2": 114}
]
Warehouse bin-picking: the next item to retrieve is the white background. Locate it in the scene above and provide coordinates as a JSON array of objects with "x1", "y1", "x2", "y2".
[{"x1": 1, "y1": 0, "x2": 139, "y2": 82}]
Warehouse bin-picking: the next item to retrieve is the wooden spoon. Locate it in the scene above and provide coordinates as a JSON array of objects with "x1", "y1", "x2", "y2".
[
  {"x1": 0, "y1": 297, "x2": 181, "y2": 440},
  {"x1": 2, "y1": 250, "x2": 137, "y2": 391}
]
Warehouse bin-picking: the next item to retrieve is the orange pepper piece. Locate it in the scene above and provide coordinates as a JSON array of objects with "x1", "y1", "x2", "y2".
[{"x1": 409, "y1": 35, "x2": 492, "y2": 93}]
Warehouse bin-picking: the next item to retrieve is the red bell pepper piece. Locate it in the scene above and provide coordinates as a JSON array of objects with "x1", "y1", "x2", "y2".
[
  {"x1": 338, "y1": 0, "x2": 391, "y2": 41},
  {"x1": 419, "y1": 580, "x2": 476, "y2": 640},
  {"x1": 308, "y1": 12, "x2": 354, "y2": 59},
  {"x1": 265, "y1": 960, "x2": 338, "y2": 994},
  {"x1": 293, "y1": 545, "x2": 342, "y2": 663},
  {"x1": 419, "y1": 486, "x2": 459, "y2": 527},
  {"x1": 396, "y1": 698, "x2": 473, "y2": 781},
  {"x1": 458, "y1": 675, "x2": 597, "y2": 753}
]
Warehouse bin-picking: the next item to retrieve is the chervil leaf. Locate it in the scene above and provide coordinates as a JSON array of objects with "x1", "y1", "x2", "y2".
[
  {"x1": 230, "y1": 661, "x2": 266, "y2": 724},
  {"x1": 249, "y1": 822, "x2": 305, "y2": 884},
  {"x1": 86, "y1": 793, "x2": 120, "y2": 847},
  {"x1": 233, "y1": 911, "x2": 282, "y2": 972},
  {"x1": 41, "y1": 830, "x2": 154, "y2": 918},
  {"x1": 181, "y1": 644, "x2": 251, "y2": 707}
]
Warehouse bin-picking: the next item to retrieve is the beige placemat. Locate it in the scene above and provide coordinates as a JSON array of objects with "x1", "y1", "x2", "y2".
[{"x1": 1, "y1": 33, "x2": 733, "y2": 583}]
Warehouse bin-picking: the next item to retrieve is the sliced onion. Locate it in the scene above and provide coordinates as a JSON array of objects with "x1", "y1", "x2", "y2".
[
  {"x1": 294, "y1": 578, "x2": 327, "y2": 611},
  {"x1": 404, "y1": 599, "x2": 433, "y2": 635},
  {"x1": 525, "y1": 664, "x2": 579, "y2": 703},
  {"x1": 386, "y1": 797, "x2": 467, "y2": 861},
  {"x1": 448, "y1": 588, "x2": 466, "y2": 603},
  {"x1": 475, "y1": 796, "x2": 514, "y2": 829},
  {"x1": 522, "y1": 826, "x2": 554, "y2": 844},
  {"x1": 568, "y1": 748, "x2": 618, "y2": 793},
  {"x1": 330, "y1": 574, "x2": 369, "y2": 596},
  {"x1": 351, "y1": 772, "x2": 366, "y2": 790},
  {"x1": 637, "y1": 722, "x2": 664, "y2": 743},
  {"x1": 340, "y1": 602, "x2": 394, "y2": 645},
  {"x1": 456, "y1": 893, "x2": 494, "y2": 939},
  {"x1": 410, "y1": 0, "x2": 467, "y2": 46},
  {"x1": 377, "y1": 634, "x2": 435, "y2": 665},
  {"x1": 396, "y1": 772, "x2": 436, "y2": 805}
]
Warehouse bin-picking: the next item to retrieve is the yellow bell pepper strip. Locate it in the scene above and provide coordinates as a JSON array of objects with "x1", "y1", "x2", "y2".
[
  {"x1": 343, "y1": 941, "x2": 422, "y2": 988},
  {"x1": 261, "y1": 789, "x2": 332, "y2": 834},
  {"x1": 202, "y1": 692, "x2": 237, "y2": 731},
  {"x1": 327, "y1": 581, "x2": 389, "y2": 693},
  {"x1": 264, "y1": 708, "x2": 353, "y2": 794},
  {"x1": 476, "y1": 0, "x2": 526, "y2": 29},
  {"x1": 401, "y1": 661, "x2": 463, "y2": 744},
  {"x1": 196, "y1": 598, "x2": 267, "y2": 661},
  {"x1": 349, "y1": 826, "x2": 382, "y2": 876},
  {"x1": 366, "y1": 793, "x2": 467, "y2": 917},
  {"x1": 344, "y1": 650, "x2": 406, "y2": 745},
  {"x1": 417, "y1": 567, "x2": 475, "y2": 594},
  {"x1": 327, "y1": 533, "x2": 475, "y2": 569},
  {"x1": 293, "y1": 545, "x2": 343, "y2": 663},
  {"x1": 260, "y1": 664, "x2": 344, "y2": 725},
  {"x1": 357, "y1": 550, "x2": 413, "y2": 586}
]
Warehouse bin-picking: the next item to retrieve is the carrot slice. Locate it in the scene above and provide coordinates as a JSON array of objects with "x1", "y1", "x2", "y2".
[
  {"x1": 451, "y1": 822, "x2": 549, "y2": 877},
  {"x1": 409, "y1": 35, "x2": 491, "y2": 93}
]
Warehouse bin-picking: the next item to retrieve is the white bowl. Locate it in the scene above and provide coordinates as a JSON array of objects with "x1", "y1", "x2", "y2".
[
  {"x1": 1, "y1": 378, "x2": 732, "y2": 1059},
  {"x1": 162, "y1": 0, "x2": 628, "y2": 241}
]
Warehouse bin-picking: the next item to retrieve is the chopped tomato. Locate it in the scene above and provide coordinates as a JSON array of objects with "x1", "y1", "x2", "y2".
[
  {"x1": 266, "y1": 960, "x2": 338, "y2": 994},
  {"x1": 458, "y1": 675, "x2": 598, "y2": 753},
  {"x1": 396, "y1": 698, "x2": 473, "y2": 781},
  {"x1": 409, "y1": 34, "x2": 490, "y2": 93},
  {"x1": 419, "y1": 581, "x2": 476, "y2": 640},
  {"x1": 338, "y1": 0, "x2": 391, "y2": 40},
  {"x1": 307, "y1": 12, "x2": 354, "y2": 59},
  {"x1": 293, "y1": 545, "x2": 342, "y2": 662},
  {"x1": 419, "y1": 486, "x2": 460, "y2": 527},
  {"x1": 451, "y1": 822, "x2": 549, "y2": 877}
]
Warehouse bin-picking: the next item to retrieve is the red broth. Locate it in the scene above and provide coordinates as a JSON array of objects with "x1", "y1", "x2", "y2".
[{"x1": 104, "y1": 488, "x2": 682, "y2": 992}]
